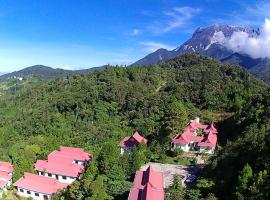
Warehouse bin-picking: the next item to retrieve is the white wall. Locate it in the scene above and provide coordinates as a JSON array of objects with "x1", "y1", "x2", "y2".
[
  {"x1": 37, "y1": 171, "x2": 76, "y2": 184},
  {"x1": 172, "y1": 143, "x2": 190, "y2": 152},
  {"x1": 120, "y1": 147, "x2": 133, "y2": 155},
  {"x1": 16, "y1": 187, "x2": 51, "y2": 200}
]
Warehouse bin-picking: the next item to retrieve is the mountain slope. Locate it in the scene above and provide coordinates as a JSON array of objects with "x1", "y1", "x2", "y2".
[{"x1": 132, "y1": 24, "x2": 270, "y2": 83}]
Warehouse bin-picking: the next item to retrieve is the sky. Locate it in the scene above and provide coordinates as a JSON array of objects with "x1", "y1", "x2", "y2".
[{"x1": 0, "y1": 0, "x2": 270, "y2": 72}]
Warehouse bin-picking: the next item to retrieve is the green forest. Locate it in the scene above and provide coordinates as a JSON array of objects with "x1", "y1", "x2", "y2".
[{"x1": 0, "y1": 53, "x2": 269, "y2": 199}]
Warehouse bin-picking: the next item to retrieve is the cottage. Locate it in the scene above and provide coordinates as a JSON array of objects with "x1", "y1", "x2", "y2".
[
  {"x1": 120, "y1": 132, "x2": 147, "y2": 155},
  {"x1": 14, "y1": 172, "x2": 68, "y2": 200},
  {"x1": 171, "y1": 118, "x2": 218, "y2": 154},
  {"x1": 35, "y1": 146, "x2": 92, "y2": 184},
  {"x1": 128, "y1": 166, "x2": 164, "y2": 200}
]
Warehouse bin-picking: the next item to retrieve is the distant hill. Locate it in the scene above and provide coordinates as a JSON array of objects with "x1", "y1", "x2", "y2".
[{"x1": 0, "y1": 65, "x2": 106, "y2": 80}]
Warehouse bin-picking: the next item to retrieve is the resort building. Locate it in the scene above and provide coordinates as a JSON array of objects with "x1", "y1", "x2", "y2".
[
  {"x1": 14, "y1": 172, "x2": 68, "y2": 200},
  {"x1": 120, "y1": 132, "x2": 147, "y2": 155},
  {"x1": 171, "y1": 118, "x2": 218, "y2": 154},
  {"x1": 35, "y1": 146, "x2": 92, "y2": 184}
]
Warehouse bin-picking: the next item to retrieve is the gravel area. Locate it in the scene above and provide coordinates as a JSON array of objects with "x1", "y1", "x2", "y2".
[{"x1": 141, "y1": 162, "x2": 199, "y2": 188}]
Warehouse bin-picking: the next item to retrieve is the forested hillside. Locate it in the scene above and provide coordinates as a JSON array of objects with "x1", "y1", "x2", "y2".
[{"x1": 0, "y1": 53, "x2": 268, "y2": 199}]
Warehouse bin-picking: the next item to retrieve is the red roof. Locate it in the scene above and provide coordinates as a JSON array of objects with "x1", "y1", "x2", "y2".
[
  {"x1": 0, "y1": 162, "x2": 14, "y2": 174},
  {"x1": 172, "y1": 129, "x2": 203, "y2": 145},
  {"x1": 204, "y1": 123, "x2": 218, "y2": 134},
  {"x1": 0, "y1": 180, "x2": 7, "y2": 188},
  {"x1": 0, "y1": 171, "x2": 12, "y2": 181},
  {"x1": 35, "y1": 146, "x2": 90, "y2": 177},
  {"x1": 198, "y1": 132, "x2": 217, "y2": 148},
  {"x1": 188, "y1": 119, "x2": 207, "y2": 131},
  {"x1": 129, "y1": 166, "x2": 164, "y2": 200},
  {"x1": 120, "y1": 132, "x2": 147, "y2": 148},
  {"x1": 35, "y1": 156, "x2": 84, "y2": 177},
  {"x1": 14, "y1": 173, "x2": 68, "y2": 195},
  {"x1": 59, "y1": 146, "x2": 92, "y2": 161}
]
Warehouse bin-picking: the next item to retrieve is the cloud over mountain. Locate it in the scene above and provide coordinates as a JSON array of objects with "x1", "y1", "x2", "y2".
[{"x1": 218, "y1": 18, "x2": 270, "y2": 59}]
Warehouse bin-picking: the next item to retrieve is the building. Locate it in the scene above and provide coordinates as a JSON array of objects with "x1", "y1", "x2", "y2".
[
  {"x1": 35, "y1": 146, "x2": 92, "y2": 184},
  {"x1": 0, "y1": 162, "x2": 13, "y2": 198},
  {"x1": 128, "y1": 166, "x2": 164, "y2": 200},
  {"x1": 172, "y1": 128, "x2": 203, "y2": 152},
  {"x1": 120, "y1": 132, "x2": 147, "y2": 155},
  {"x1": 171, "y1": 118, "x2": 218, "y2": 154},
  {"x1": 198, "y1": 132, "x2": 217, "y2": 154},
  {"x1": 14, "y1": 172, "x2": 68, "y2": 200}
]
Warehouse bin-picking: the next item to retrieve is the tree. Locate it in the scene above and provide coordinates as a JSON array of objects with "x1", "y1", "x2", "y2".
[
  {"x1": 236, "y1": 163, "x2": 253, "y2": 194},
  {"x1": 166, "y1": 175, "x2": 185, "y2": 200},
  {"x1": 164, "y1": 100, "x2": 189, "y2": 138},
  {"x1": 185, "y1": 189, "x2": 201, "y2": 200}
]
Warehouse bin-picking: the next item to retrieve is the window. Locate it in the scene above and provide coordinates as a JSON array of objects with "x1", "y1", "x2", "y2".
[
  {"x1": 27, "y1": 191, "x2": 31, "y2": 194},
  {"x1": 75, "y1": 160, "x2": 79, "y2": 164},
  {"x1": 62, "y1": 176, "x2": 67, "y2": 180},
  {"x1": 19, "y1": 189, "x2": 24, "y2": 193},
  {"x1": 35, "y1": 193, "x2": 39, "y2": 197},
  {"x1": 44, "y1": 195, "x2": 49, "y2": 200},
  {"x1": 41, "y1": 172, "x2": 45, "y2": 176},
  {"x1": 48, "y1": 173, "x2": 52, "y2": 177}
]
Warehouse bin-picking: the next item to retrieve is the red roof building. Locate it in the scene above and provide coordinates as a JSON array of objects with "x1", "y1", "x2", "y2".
[
  {"x1": 172, "y1": 129, "x2": 203, "y2": 145},
  {"x1": 172, "y1": 118, "x2": 218, "y2": 154},
  {"x1": 14, "y1": 172, "x2": 68, "y2": 199},
  {"x1": 120, "y1": 132, "x2": 147, "y2": 154},
  {"x1": 128, "y1": 166, "x2": 164, "y2": 200},
  {"x1": 35, "y1": 146, "x2": 91, "y2": 184}
]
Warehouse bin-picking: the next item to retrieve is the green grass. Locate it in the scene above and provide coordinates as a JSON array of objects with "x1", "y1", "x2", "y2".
[{"x1": 162, "y1": 155, "x2": 196, "y2": 166}]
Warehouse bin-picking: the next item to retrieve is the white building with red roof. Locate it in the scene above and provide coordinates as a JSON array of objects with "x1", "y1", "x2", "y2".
[
  {"x1": 172, "y1": 128, "x2": 203, "y2": 152},
  {"x1": 35, "y1": 146, "x2": 92, "y2": 184},
  {"x1": 198, "y1": 132, "x2": 217, "y2": 154},
  {"x1": 120, "y1": 132, "x2": 148, "y2": 155},
  {"x1": 0, "y1": 161, "x2": 13, "y2": 197},
  {"x1": 14, "y1": 172, "x2": 68, "y2": 200},
  {"x1": 171, "y1": 118, "x2": 218, "y2": 154},
  {"x1": 128, "y1": 166, "x2": 164, "y2": 200}
]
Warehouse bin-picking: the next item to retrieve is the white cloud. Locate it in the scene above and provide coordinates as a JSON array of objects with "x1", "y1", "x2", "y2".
[
  {"x1": 140, "y1": 41, "x2": 175, "y2": 52},
  {"x1": 162, "y1": 6, "x2": 201, "y2": 33},
  {"x1": 131, "y1": 29, "x2": 140, "y2": 36},
  {"x1": 216, "y1": 18, "x2": 270, "y2": 59}
]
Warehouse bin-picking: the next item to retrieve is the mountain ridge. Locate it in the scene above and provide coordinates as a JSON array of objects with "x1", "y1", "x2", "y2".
[{"x1": 132, "y1": 24, "x2": 270, "y2": 82}]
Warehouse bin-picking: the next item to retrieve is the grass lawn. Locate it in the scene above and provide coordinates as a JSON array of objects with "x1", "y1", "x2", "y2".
[{"x1": 161, "y1": 155, "x2": 196, "y2": 166}]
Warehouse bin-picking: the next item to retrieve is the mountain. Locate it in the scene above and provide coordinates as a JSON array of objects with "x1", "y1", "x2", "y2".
[
  {"x1": 132, "y1": 24, "x2": 270, "y2": 82},
  {"x1": 0, "y1": 65, "x2": 106, "y2": 80}
]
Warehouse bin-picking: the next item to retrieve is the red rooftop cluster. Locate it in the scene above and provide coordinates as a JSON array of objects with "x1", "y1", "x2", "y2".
[
  {"x1": 14, "y1": 146, "x2": 92, "y2": 200},
  {"x1": 172, "y1": 118, "x2": 218, "y2": 154}
]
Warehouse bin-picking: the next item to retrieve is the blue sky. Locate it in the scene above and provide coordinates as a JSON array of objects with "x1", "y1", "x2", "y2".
[{"x1": 0, "y1": 0, "x2": 269, "y2": 72}]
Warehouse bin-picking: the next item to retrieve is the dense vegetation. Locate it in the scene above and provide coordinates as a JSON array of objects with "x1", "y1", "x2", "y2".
[{"x1": 0, "y1": 53, "x2": 268, "y2": 199}]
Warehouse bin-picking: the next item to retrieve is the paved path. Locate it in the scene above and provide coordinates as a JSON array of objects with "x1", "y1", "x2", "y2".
[{"x1": 141, "y1": 162, "x2": 199, "y2": 188}]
